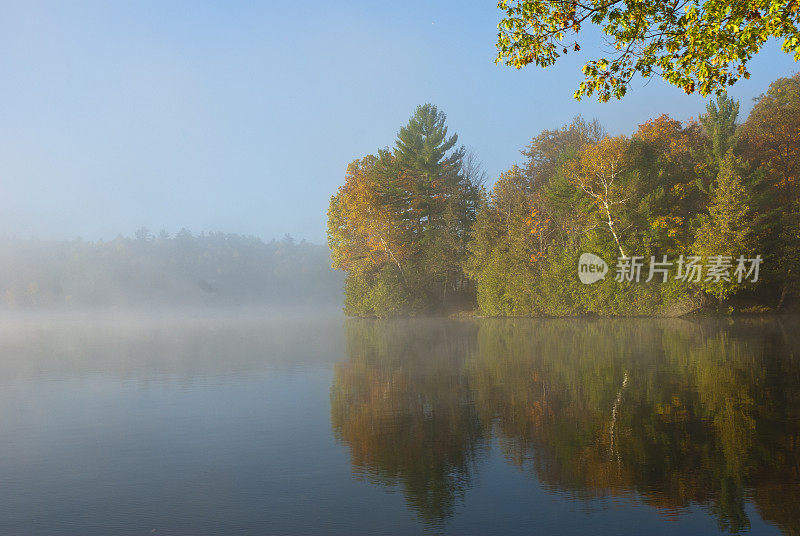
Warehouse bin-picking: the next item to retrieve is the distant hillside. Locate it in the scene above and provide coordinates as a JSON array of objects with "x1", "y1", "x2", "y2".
[{"x1": 0, "y1": 230, "x2": 344, "y2": 308}]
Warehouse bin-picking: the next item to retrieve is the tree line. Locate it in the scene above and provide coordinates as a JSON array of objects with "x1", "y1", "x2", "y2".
[
  {"x1": 327, "y1": 73, "x2": 800, "y2": 317},
  {"x1": 0, "y1": 231, "x2": 343, "y2": 308}
]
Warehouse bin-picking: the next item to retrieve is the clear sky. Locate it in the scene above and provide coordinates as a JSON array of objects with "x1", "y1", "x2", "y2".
[{"x1": 1, "y1": 1, "x2": 798, "y2": 243}]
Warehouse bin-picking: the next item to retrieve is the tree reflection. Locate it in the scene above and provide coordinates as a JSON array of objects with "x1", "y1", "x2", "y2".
[
  {"x1": 330, "y1": 319, "x2": 485, "y2": 525},
  {"x1": 331, "y1": 317, "x2": 800, "y2": 533}
]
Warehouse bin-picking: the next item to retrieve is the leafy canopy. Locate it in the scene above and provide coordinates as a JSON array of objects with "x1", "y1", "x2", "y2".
[{"x1": 496, "y1": 0, "x2": 800, "y2": 101}]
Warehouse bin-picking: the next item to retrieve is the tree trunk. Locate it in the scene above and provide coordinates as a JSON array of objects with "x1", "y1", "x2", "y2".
[{"x1": 604, "y1": 203, "x2": 625, "y2": 258}]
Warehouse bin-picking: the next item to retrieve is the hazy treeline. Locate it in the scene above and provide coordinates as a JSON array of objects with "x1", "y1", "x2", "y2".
[
  {"x1": 0, "y1": 230, "x2": 343, "y2": 308},
  {"x1": 329, "y1": 73, "x2": 800, "y2": 317}
]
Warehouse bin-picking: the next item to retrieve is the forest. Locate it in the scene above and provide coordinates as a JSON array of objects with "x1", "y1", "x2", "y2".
[
  {"x1": 0, "y1": 231, "x2": 343, "y2": 308},
  {"x1": 327, "y1": 73, "x2": 800, "y2": 317}
]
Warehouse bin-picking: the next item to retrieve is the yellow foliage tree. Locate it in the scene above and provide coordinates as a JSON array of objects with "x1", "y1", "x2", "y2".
[{"x1": 565, "y1": 136, "x2": 631, "y2": 257}]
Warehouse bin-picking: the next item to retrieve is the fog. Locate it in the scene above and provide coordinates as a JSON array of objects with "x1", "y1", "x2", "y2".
[
  {"x1": 0, "y1": 311, "x2": 346, "y2": 383},
  {"x1": 0, "y1": 231, "x2": 344, "y2": 312}
]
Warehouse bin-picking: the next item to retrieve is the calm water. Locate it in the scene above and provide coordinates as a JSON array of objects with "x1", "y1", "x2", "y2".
[{"x1": 1, "y1": 312, "x2": 799, "y2": 535}]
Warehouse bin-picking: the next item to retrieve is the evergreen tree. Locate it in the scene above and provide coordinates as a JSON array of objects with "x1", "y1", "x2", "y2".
[
  {"x1": 694, "y1": 152, "x2": 755, "y2": 302},
  {"x1": 395, "y1": 103, "x2": 463, "y2": 179},
  {"x1": 700, "y1": 95, "x2": 740, "y2": 167}
]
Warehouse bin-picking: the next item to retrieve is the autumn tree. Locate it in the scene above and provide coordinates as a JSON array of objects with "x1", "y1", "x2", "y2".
[
  {"x1": 521, "y1": 116, "x2": 604, "y2": 185},
  {"x1": 740, "y1": 73, "x2": 800, "y2": 199},
  {"x1": 496, "y1": 0, "x2": 800, "y2": 101},
  {"x1": 328, "y1": 156, "x2": 409, "y2": 272},
  {"x1": 627, "y1": 114, "x2": 707, "y2": 250},
  {"x1": 739, "y1": 74, "x2": 800, "y2": 306},
  {"x1": 521, "y1": 117, "x2": 601, "y2": 248},
  {"x1": 327, "y1": 155, "x2": 411, "y2": 316},
  {"x1": 566, "y1": 136, "x2": 632, "y2": 257}
]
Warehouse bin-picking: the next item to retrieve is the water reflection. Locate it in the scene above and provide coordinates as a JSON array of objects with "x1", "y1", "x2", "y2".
[
  {"x1": 0, "y1": 311, "x2": 345, "y2": 380},
  {"x1": 330, "y1": 321, "x2": 485, "y2": 524},
  {"x1": 331, "y1": 317, "x2": 800, "y2": 534}
]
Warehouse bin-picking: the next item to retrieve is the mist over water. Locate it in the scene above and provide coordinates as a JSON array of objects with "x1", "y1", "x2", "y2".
[
  {"x1": 0, "y1": 233, "x2": 344, "y2": 310},
  {"x1": 1, "y1": 313, "x2": 798, "y2": 535}
]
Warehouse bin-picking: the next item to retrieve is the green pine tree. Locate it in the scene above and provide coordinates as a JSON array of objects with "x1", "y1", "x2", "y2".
[
  {"x1": 697, "y1": 95, "x2": 740, "y2": 195},
  {"x1": 395, "y1": 103, "x2": 464, "y2": 178},
  {"x1": 694, "y1": 151, "x2": 755, "y2": 302},
  {"x1": 700, "y1": 95, "x2": 740, "y2": 165}
]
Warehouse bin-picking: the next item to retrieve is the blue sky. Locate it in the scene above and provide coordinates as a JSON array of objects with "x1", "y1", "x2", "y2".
[{"x1": 1, "y1": 1, "x2": 798, "y2": 243}]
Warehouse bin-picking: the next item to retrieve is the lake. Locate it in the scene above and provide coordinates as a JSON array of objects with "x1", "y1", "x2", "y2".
[{"x1": 1, "y1": 312, "x2": 798, "y2": 535}]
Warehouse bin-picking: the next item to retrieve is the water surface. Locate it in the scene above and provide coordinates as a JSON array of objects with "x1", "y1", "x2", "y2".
[{"x1": 1, "y1": 313, "x2": 798, "y2": 535}]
